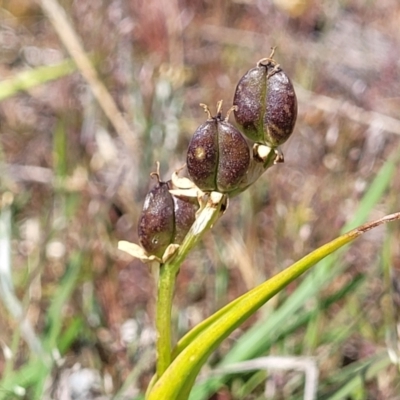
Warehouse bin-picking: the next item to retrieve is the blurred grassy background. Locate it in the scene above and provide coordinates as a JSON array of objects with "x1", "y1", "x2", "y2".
[{"x1": 0, "y1": 0, "x2": 400, "y2": 399}]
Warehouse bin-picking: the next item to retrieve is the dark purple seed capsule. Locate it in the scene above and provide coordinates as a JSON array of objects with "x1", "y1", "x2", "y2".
[
  {"x1": 232, "y1": 67, "x2": 267, "y2": 142},
  {"x1": 233, "y1": 50, "x2": 297, "y2": 147},
  {"x1": 172, "y1": 194, "x2": 198, "y2": 244},
  {"x1": 216, "y1": 120, "x2": 251, "y2": 192},
  {"x1": 187, "y1": 119, "x2": 219, "y2": 192},
  {"x1": 138, "y1": 174, "x2": 199, "y2": 258},
  {"x1": 187, "y1": 102, "x2": 250, "y2": 194},
  {"x1": 264, "y1": 62, "x2": 297, "y2": 146},
  {"x1": 138, "y1": 180, "x2": 175, "y2": 258}
]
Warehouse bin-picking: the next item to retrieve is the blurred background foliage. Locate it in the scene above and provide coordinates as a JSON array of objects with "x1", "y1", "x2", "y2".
[{"x1": 0, "y1": 0, "x2": 399, "y2": 399}]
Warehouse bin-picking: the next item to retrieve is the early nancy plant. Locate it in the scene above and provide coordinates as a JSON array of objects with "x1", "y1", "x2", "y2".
[{"x1": 119, "y1": 49, "x2": 400, "y2": 399}]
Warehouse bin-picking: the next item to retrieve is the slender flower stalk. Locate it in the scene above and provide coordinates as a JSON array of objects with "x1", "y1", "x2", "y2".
[
  {"x1": 120, "y1": 191, "x2": 227, "y2": 391},
  {"x1": 155, "y1": 262, "x2": 176, "y2": 377},
  {"x1": 154, "y1": 192, "x2": 226, "y2": 379}
]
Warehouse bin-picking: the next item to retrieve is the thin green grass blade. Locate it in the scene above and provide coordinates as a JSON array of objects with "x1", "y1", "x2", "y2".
[
  {"x1": 147, "y1": 218, "x2": 393, "y2": 399},
  {"x1": 24, "y1": 252, "x2": 82, "y2": 399},
  {"x1": 0, "y1": 358, "x2": 48, "y2": 400},
  {"x1": 229, "y1": 152, "x2": 397, "y2": 361},
  {"x1": 189, "y1": 152, "x2": 398, "y2": 399},
  {"x1": 44, "y1": 252, "x2": 82, "y2": 350},
  {"x1": 174, "y1": 259, "x2": 365, "y2": 361},
  {"x1": 0, "y1": 198, "x2": 50, "y2": 399},
  {"x1": 57, "y1": 316, "x2": 84, "y2": 353},
  {"x1": 318, "y1": 351, "x2": 391, "y2": 400},
  {"x1": 0, "y1": 317, "x2": 84, "y2": 397},
  {"x1": 0, "y1": 59, "x2": 77, "y2": 101},
  {"x1": 269, "y1": 273, "x2": 365, "y2": 346},
  {"x1": 234, "y1": 369, "x2": 267, "y2": 399}
]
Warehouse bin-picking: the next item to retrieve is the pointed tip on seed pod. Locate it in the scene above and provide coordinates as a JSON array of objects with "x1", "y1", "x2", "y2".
[
  {"x1": 138, "y1": 165, "x2": 199, "y2": 259},
  {"x1": 138, "y1": 176, "x2": 175, "y2": 259},
  {"x1": 187, "y1": 117, "x2": 219, "y2": 192},
  {"x1": 187, "y1": 103, "x2": 250, "y2": 194},
  {"x1": 233, "y1": 51, "x2": 297, "y2": 147},
  {"x1": 262, "y1": 60, "x2": 298, "y2": 147}
]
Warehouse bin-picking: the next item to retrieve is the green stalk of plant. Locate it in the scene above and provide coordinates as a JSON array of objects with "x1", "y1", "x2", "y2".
[
  {"x1": 136, "y1": 192, "x2": 227, "y2": 395},
  {"x1": 155, "y1": 264, "x2": 176, "y2": 378},
  {"x1": 146, "y1": 212, "x2": 400, "y2": 400}
]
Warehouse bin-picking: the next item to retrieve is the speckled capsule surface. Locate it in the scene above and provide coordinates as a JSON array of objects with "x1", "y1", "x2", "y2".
[
  {"x1": 172, "y1": 194, "x2": 198, "y2": 244},
  {"x1": 138, "y1": 180, "x2": 175, "y2": 258},
  {"x1": 138, "y1": 178, "x2": 198, "y2": 258},
  {"x1": 233, "y1": 55, "x2": 297, "y2": 147},
  {"x1": 187, "y1": 106, "x2": 250, "y2": 194}
]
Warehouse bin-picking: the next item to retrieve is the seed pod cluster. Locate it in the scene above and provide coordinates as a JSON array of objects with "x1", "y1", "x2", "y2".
[
  {"x1": 138, "y1": 174, "x2": 198, "y2": 258},
  {"x1": 186, "y1": 102, "x2": 250, "y2": 194},
  {"x1": 136, "y1": 50, "x2": 297, "y2": 259},
  {"x1": 233, "y1": 49, "x2": 297, "y2": 147}
]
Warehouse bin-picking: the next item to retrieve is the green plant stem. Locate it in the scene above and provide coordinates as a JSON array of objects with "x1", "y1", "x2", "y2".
[
  {"x1": 156, "y1": 263, "x2": 178, "y2": 378},
  {"x1": 151, "y1": 192, "x2": 226, "y2": 390}
]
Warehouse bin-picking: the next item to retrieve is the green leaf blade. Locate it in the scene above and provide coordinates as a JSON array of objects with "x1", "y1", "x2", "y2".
[
  {"x1": 147, "y1": 228, "x2": 361, "y2": 399},
  {"x1": 190, "y1": 153, "x2": 399, "y2": 399}
]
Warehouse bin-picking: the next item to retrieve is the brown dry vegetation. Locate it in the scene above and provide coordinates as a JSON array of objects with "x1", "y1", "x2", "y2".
[{"x1": 0, "y1": 0, "x2": 400, "y2": 399}]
